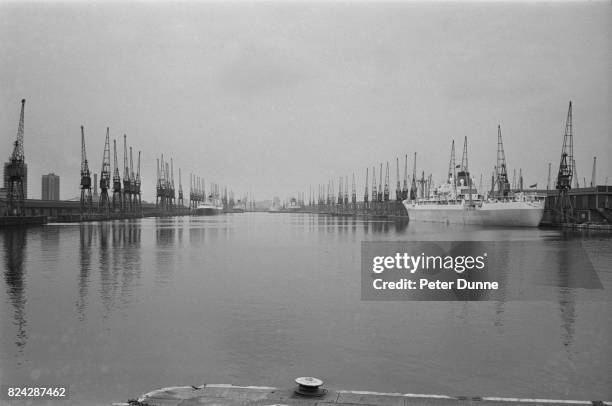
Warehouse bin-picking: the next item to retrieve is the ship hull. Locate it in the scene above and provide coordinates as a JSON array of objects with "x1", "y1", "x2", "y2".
[
  {"x1": 195, "y1": 207, "x2": 223, "y2": 216},
  {"x1": 402, "y1": 200, "x2": 544, "y2": 227}
]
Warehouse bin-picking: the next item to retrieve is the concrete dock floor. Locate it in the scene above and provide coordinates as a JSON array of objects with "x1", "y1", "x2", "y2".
[{"x1": 113, "y1": 384, "x2": 611, "y2": 406}]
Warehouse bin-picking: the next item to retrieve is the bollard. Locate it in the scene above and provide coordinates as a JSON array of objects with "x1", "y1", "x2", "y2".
[{"x1": 294, "y1": 377, "x2": 326, "y2": 397}]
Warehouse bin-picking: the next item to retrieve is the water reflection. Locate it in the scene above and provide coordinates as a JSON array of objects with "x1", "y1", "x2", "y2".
[
  {"x1": 101, "y1": 222, "x2": 115, "y2": 317},
  {"x1": 77, "y1": 221, "x2": 144, "y2": 319},
  {"x1": 315, "y1": 215, "x2": 409, "y2": 236},
  {"x1": 556, "y1": 242, "x2": 576, "y2": 353},
  {"x1": 2, "y1": 228, "x2": 28, "y2": 354},
  {"x1": 77, "y1": 224, "x2": 93, "y2": 321},
  {"x1": 156, "y1": 218, "x2": 176, "y2": 283},
  {"x1": 120, "y1": 220, "x2": 143, "y2": 306}
]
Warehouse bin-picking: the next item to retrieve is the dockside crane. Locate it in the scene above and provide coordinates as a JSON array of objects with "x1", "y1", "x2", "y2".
[
  {"x1": 344, "y1": 175, "x2": 349, "y2": 205},
  {"x1": 555, "y1": 101, "x2": 574, "y2": 222},
  {"x1": 395, "y1": 158, "x2": 401, "y2": 201},
  {"x1": 166, "y1": 160, "x2": 174, "y2": 209},
  {"x1": 129, "y1": 147, "x2": 136, "y2": 212},
  {"x1": 458, "y1": 136, "x2": 470, "y2": 189},
  {"x1": 80, "y1": 125, "x2": 93, "y2": 215},
  {"x1": 170, "y1": 158, "x2": 176, "y2": 208},
  {"x1": 93, "y1": 174, "x2": 98, "y2": 200},
  {"x1": 165, "y1": 160, "x2": 172, "y2": 209},
  {"x1": 5, "y1": 99, "x2": 26, "y2": 216},
  {"x1": 351, "y1": 173, "x2": 357, "y2": 205},
  {"x1": 189, "y1": 174, "x2": 194, "y2": 209},
  {"x1": 383, "y1": 162, "x2": 390, "y2": 201},
  {"x1": 402, "y1": 154, "x2": 408, "y2": 200},
  {"x1": 178, "y1": 168, "x2": 184, "y2": 207},
  {"x1": 410, "y1": 152, "x2": 417, "y2": 200},
  {"x1": 156, "y1": 158, "x2": 162, "y2": 208},
  {"x1": 447, "y1": 140, "x2": 456, "y2": 184},
  {"x1": 495, "y1": 125, "x2": 510, "y2": 197},
  {"x1": 371, "y1": 166, "x2": 377, "y2": 203},
  {"x1": 99, "y1": 128, "x2": 111, "y2": 215},
  {"x1": 378, "y1": 163, "x2": 383, "y2": 202},
  {"x1": 122, "y1": 135, "x2": 131, "y2": 213},
  {"x1": 447, "y1": 140, "x2": 457, "y2": 197},
  {"x1": 418, "y1": 171, "x2": 426, "y2": 199},
  {"x1": 135, "y1": 151, "x2": 142, "y2": 213},
  {"x1": 364, "y1": 168, "x2": 369, "y2": 204},
  {"x1": 112, "y1": 140, "x2": 122, "y2": 212}
]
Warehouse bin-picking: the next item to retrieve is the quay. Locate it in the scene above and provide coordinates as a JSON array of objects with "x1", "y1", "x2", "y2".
[
  {"x1": 308, "y1": 200, "x2": 407, "y2": 218},
  {"x1": 303, "y1": 186, "x2": 612, "y2": 227},
  {"x1": 1, "y1": 185, "x2": 610, "y2": 227},
  {"x1": 113, "y1": 383, "x2": 611, "y2": 406},
  {"x1": 0, "y1": 198, "x2": 191, "y2": 225}
]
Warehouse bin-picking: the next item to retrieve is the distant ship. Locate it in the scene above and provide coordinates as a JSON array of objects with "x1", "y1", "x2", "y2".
[
  {"x1": 403, "y1": 135, "x2": 545, "y2": 227},
  {"x1": 195, "y1": 196, "x2": 223, "y2": 216},
  {"x1": 267, "y1": 203, "x2": 281, "y2": 213},
  {"x1": 284, "y1": 197, "x2": 302, "y2": 212}
]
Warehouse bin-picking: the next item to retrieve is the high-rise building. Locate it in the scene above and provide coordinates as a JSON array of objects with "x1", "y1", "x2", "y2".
[
  {"x1": 3, "y1": 161, "x2": 27, "y2": 199},
  {"x1": 42, "y1": 173, "x2": 60, "y2": 200}
]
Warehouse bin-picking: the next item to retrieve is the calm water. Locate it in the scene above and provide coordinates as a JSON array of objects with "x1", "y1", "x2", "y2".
[{"x1": 1, "y1": 213, "x2": 611, "y2": 405}]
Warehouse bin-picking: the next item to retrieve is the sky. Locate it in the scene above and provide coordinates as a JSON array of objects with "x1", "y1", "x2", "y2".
[{"x1": 1, "y1": 0, "x2": 610, "y2": 202}]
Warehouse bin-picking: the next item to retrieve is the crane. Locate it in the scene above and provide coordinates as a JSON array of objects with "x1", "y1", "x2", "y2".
[
  {"x1": 178, "y1": 168, "x2": 184, "y2": 207},
  {"x1": 112, "y1": 140, "x2": 122, "y2": 211},
  {"x1": 170, "y1": 157, "x2": 176, "y2": 208},
  {"x1": 156, "y1": 158, "x2": 162, "y2": 208},
  {"x1": 166, "y1": 161, "x2": 173, "y2": 209},
  {"x1": 447, "y1": 140, "x2": 456, "y2": 184},
  {"x1": 364, "y1": 167, "x2": 369, "y2": 204},
  {"x1": 383, "y1": 162, "x2": 390, "y2": 201},
  {"x1": 351, "y1": 173, "x2": 356, "y2": 205},
  {"x1": 447, "y1": 140, "x2": 457, "y2": 198},
  {"x1": 344, "y1": 175, "x2": 349, "y2": 205},
  {"x1": 410, "y1": 152, "x2": 418, "y2": 200},
  {"x1": 458, "y1": 136, "x2": 470, "y2": 188},
  {"x1": 371, "y1": 166, "x2": 377, "y2": 203},
  {"x1": 555, "y1": 101, "x2": 574, "y2": 222},
  {"x1": 395, "y1": 158, "x2": 401, "y2": 201},
  {"x1": 99, "y1": 128, "x2": 111, "y2": 215},
  {"x1": 5, "y1": 99, "x2": 26, "y2": 216},
  {"x1": 80, "y1": 125, "x2": 93, "y2": 215},
  {"x1": 402, "y1": 154, "x2": 408, "y2": 200},
  {"x1": 135, "y1": 151, "x2": 142, "y2": 214},
  {"x1": 378, "y1": 163, "x2": 383, "y2": 202},
  {"x1": 129, "y1": 147, "x2": 136, "y2": 212},
  {"x1": 122, "y1": 135, "x2": 131, "y2": 213},
  {"x1": 495, "y1": 125, "x2": 510, "y2": 197}
]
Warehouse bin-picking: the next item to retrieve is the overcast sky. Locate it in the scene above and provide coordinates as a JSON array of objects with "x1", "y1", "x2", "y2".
[{"x1": 1, "y1": 1, "x2": 610, "y2": 201}]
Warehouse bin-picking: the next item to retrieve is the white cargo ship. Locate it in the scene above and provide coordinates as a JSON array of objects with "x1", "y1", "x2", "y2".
[
  {"x1": 403, "y1": 135, "x2": 545, "y2": 227},
  {"x1": 403, "y1": 191, "x2": 545, "y2": 227}
]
